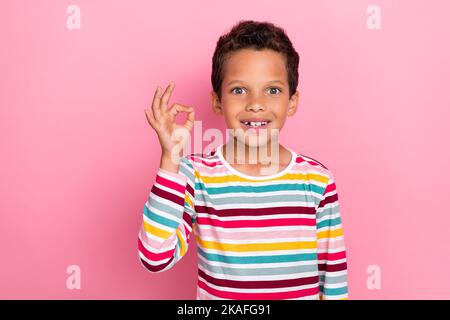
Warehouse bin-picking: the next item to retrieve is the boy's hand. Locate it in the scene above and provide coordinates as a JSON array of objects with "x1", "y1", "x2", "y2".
[{"x1": 144, "y1": 82, "x2": 195, "y2": 162}]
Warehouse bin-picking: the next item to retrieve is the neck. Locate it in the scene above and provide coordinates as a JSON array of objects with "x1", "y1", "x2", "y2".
[{"x1": 222, "y1": 137, "x2": 283, "y2": 166}]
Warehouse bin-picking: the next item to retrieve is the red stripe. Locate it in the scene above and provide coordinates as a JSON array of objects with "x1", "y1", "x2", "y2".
[
  {"x1": 195, "y1": 205, "x2": 316, "y2": 217},
  {"x1": 198, "y1": 269, "x2": 318, "y2": 289},
  {"x1": 140, "y1": 256, "x2": 174, "y2": 272},
  {"x1": 192, "y1": 157, "x2": 219, "y2": 167},
  {"x1": 155, "y1": 173, "x2": 186, "y2": 194},
  {"x1": 317, "y1": 250, "x2": 346, "y2": 261},
  {"x1": 317, "y1": 193, "x2": 338, "y2": 209},
  {"x1": 196, "y1": 216, "x2": 315, "y2": 228},
  {"x1": 198, "y1": 279, "x2": 319, "y2": 300},
  {"x1": 151, "y1": 185, "x2": 185, "y2": 207},
  {"x1": 318, "y1": 262, "x2": 347, "y2": 272}
]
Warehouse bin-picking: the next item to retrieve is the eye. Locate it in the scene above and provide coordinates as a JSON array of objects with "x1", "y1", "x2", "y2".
[
  {"x1": 268, "y1": 87, "x2": 282, "y2": 94},
  {"x1": 231, "y1": 87, "x2": 246, "y2": 95}
]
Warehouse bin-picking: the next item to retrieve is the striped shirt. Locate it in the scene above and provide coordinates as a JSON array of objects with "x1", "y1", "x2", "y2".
[{"x1": 138, "y1": 143, "x2": 349, "y2": 300}]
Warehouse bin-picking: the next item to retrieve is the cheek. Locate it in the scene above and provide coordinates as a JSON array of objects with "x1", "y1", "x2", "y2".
[
  {"x1": 222, "y1": 108, "x2": 239, "y2": 126},
  {"x1": 270, "y1": 107, "x2": 290, "y2": 123},
  {"x1": 222, "y1": 103, "x2": 240, "y2": 117}
]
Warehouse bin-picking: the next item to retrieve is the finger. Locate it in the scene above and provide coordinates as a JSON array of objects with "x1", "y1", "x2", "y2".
[
  {"x1": 144, "y1": 109, "x2": 156, "y2": 128},
  {"x1": 151, "y1": 86, "x2": 162, "y2": 117},
  {"x1": 160, "y1": 82, "x2": 175, "y2": 110},
  {"x1": 169, "y1": 103, "x2": 193, "y2": 116},
  {"x1": 184, "y1": 109, "x2": 195, "y2": 131}
]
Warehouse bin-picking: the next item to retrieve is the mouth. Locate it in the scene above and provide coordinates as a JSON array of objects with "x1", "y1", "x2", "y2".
[{"x1": 239, "y1": 120, "x2": 271, "y2": 130}]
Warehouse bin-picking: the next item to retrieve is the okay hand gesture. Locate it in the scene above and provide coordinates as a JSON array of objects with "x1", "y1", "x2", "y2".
[{"x1": 144, "y1": 82, "x2": 195, "y2": 159}]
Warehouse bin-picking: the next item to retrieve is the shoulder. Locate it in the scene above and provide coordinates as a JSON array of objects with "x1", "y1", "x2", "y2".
[
  {"x1": 181, "y1": 149, "x2": 221, "y2": 170},
  {"x1": 294, "y1": 152, "x2": 335, "y2": 184},
  {"x1": 294, "y1": 152, "x2": 328, "y2": 169}
]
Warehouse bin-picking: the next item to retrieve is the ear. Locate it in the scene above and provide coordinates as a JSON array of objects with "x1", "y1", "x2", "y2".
[
  {"x1": 287, "y1": 90, "x2": 300, "y2": 117},
  {"x1": 211, "y1": 90, "x2": 223, "y2": 115}
]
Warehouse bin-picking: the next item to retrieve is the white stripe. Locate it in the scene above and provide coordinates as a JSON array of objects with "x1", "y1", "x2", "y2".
[
  {"x1": 156, "y1": 169, "x2": 186, "y2": 185},
  {"x1": 319, "y1": 270, "x2": 348, "y2": 277},
  {"x1": 286, "y1": 293, "x2": 320, "y2": 300},
  {"x1": 197, "y1": 287, "x2": 228, "y2": 300},
  {"x1": 317, "y1": 235, "x2": 344, "y2": 243},
  {"x1": 323, "y1": 282, "x2": 348, "y2": 289},
  {"x1": 138, "y1": 232, "x2": 176, "y2": 253},
  {"x1": 317, "y1": 258, "x2": 347, "y2": 265},
  {"x1": 317, "y1": 246, "x2": 346, "y2": 254}
]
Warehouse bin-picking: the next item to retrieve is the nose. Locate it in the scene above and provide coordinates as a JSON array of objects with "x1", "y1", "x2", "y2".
[{"x1": 245, "y1": 96, "x2": 266, "y2": 112}]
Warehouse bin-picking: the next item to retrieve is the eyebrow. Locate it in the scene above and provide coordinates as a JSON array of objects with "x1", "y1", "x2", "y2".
[{"x1": 226, "y1": 80, "x2": 286, "y2": 86}]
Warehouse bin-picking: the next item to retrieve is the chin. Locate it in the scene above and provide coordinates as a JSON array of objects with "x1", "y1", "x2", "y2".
[{"x1": 232, "y1": 128, "x2": 273, "y2": 148}]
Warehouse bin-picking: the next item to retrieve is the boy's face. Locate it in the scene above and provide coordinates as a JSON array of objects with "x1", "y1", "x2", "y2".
[{"x1": 211, "y1": 48, "x2": 299, "y2": 148}]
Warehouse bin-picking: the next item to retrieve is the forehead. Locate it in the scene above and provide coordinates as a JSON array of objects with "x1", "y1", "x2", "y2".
[{"x1": 223, "y1": 48, "x2": 287, "y2": 82}]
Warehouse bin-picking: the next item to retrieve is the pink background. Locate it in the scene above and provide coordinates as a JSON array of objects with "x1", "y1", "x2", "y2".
[{"x1": 1, "y1": 0, "x2": 449, "y2": 299}]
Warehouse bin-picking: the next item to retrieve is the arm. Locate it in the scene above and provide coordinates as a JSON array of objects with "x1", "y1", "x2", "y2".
[
  {"x1": 138, "y1": 156, "x2": 197, "y2": 273},
  {"x1": 316, "y1": 170, "x2": 349, "y2": 299}
]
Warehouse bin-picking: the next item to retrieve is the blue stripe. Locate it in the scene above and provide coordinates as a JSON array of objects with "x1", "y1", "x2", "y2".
[
  {"x1": 317, "y1": 217, "x2": 342, "y2": 229},
  {"x1": 198, "y1": 247, "x2": 317, "y2": 264},
  {"x1": 143, "y1": 205, "x2": 179, "y2": 229},
  {"x1": 322, "y1": 286, "x2": 348, "y2": 296},
  {"x1": 310, "y1": 184, "x2": 325, "y2": 195}
]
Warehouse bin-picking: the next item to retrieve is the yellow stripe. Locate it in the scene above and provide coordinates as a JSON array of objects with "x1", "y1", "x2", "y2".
[
  {"x1": 198, "y1": 239, "x2": 317, "y2": 252},
  {"x1": 143, "y1": 220, "x2": 172, "y2": 239},
  {"x1": 198, "y1": 172, "x2": 329, "y2": 184},
  {"x1": 185, "y1": 194, "x2": 193, "y2": 208},
  {"x1": 317, "y1": 228, "x2": 343, "y2": 239},
  {"x1": 176, "y1": 228, "x2": 185, "y2": 256}
]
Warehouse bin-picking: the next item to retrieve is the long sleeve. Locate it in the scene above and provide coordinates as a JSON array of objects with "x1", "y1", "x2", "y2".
[
  {"x1": 316, "y1": 170, "x2": 349, "y2": 299},
  {"x1": 138, "y1": 156, "x2": 197, "y2": 273}
]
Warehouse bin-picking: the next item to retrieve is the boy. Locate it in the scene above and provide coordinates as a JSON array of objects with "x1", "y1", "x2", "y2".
[{"x1": 139, "y1": 20, "x2": 348, "y2": 300}]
